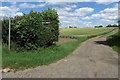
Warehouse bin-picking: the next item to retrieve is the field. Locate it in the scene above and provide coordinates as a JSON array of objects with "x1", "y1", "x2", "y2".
[
  {"x1": 59, "y1": 27, "x2": 116, "y2": 39},
  {"x1": 2, "y1": 27, "x2": 117, "y2": 70}
]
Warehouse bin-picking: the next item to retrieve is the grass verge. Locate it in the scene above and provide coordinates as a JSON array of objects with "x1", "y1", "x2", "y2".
[
  {"x1": 107, "y1": 31, "x2": 120, "y2": 54},
  {"x1": 2, "y1": 37, "x2": 87, "y2": 70},
  {"x1": 112, "y1": 46, "x2": 120, "y2": 53}
]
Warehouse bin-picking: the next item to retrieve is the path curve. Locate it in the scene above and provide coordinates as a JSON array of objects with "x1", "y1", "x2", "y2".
[{"x1": 3, "y1": 29, "x2": 119, "y2": 78}]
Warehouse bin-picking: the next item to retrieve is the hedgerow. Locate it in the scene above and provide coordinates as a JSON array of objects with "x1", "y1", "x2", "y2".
[{"x1": 2, "y1": 8, "x2": 59, "y2": 51}]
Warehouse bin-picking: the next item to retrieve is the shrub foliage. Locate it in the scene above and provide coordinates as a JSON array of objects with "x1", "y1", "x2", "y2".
[
  {"x1": 2, "y1": 8, "x2": 59, "y2": 50},
  {"x1": 107, "y1": 32, "x2": 120, "y2": 47}
]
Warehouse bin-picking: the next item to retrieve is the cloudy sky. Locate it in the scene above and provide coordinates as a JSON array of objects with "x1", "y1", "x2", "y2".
[{"x1": 0, "y1": 1, "x2": 119, "y2": 28}]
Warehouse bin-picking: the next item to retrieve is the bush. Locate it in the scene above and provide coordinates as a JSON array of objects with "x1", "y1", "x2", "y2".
[
  {"x1": 42, "y1": 8, "x2": 59, "y2": 42},
  {"x1": 107, "y1": 32, "x2": 120, "y2": 47},
  {"x1": 2, "y1": 19, "x2": 9, "y2": 43},
  {"x1": 2, "y1": 16, "x2": 24, "y2": 44},
  {"x1": 2, "y1": 8, "x2": 59, "y2": 51},
  {"x1": 14, "y1": 11, "x2": 43, "y2": 50}
]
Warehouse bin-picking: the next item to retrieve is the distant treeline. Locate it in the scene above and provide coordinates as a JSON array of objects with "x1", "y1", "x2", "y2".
[
  {"x1": 65, "y1": 24, "x2": 119, "y2": 28},
  {"x1": 69, "y1": 26, "x2": 77, "y2": 28},
  {"x1": 95, "y1": 24, "x2": 118, "y2": 28}
]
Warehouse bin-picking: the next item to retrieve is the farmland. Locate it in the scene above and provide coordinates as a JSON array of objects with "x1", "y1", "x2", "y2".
[{"x1": 59, "y1": 27, "x2": 116, "y2": 39}]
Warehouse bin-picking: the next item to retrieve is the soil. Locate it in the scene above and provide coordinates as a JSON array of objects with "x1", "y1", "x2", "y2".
[{"x1": 56, "y1": 38, "x2": 77, "y2": 44}]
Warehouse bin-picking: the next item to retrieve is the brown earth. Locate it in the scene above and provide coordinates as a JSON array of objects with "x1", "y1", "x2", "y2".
[{"x1": 56, "y1": 38, "x2": 77, "y2": 44}]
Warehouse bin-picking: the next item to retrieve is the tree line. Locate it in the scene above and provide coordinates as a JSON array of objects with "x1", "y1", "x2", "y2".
[{"x1": 94, "y1": 24, "x2": 119, "y2": 28}]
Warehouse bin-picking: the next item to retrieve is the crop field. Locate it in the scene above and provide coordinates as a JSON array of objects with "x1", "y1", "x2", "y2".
[{"x1": 59, "y1": 27, "x2": 116, "y2": 39}]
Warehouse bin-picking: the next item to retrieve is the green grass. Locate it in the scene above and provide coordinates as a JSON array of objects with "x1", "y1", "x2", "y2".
[
  {"x1": 2, "y1": 38, "x2": 87, "y2": 70},
  {"x1": 59, "y1": 27, "x2": 116, "y2": 39},
  {"x1": 112, "y1": 46, "x2": 120, "y2": 53},
  {"x1": 107, "y1": 31, "x2": 120, "y2": 54}
]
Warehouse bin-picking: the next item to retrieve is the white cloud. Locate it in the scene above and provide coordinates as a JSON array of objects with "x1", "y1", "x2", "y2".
[
  {"x1": 38, "y1": 3, "x2": 46, "y2": 7},
  {"x1": 15, "y1": 12, "x2": 23, "y2": 16},
  {"x1": 62, "y1": 21, "x2": 71, "y2": 23},
  {"x1": 0, "y1": 6, "x2": 23, "y2": 19},
  {"x1": 19, "y1": 3, "x2": 35, "y2": 8},
  {"x1": 1, "y1": 2, "x2": 118, "y2": 28},
  {"x1": 45, "y1": 0, "x2": 119, "y2": 5},
  {"x1": 53, "y1": 7, "x2": 73, "y2": 16},
  {"x1": 82, "y1": 3, "x2": 118, "y2": 27},
  {"x1": 54, "y1": 7, "x2": 94, "y2": 17},
  {"x1": 64, "y1": 7, "x2": 72, "y2": 11},
  {"x1": 83, "y1": 4, "x2": 118, "y2": 20},
  {"x1": 59, "y1": 15, "x2": 82, "y2": 27},
  {"x1": 75, "y1": 7, "x2": 94, "y2": 16},
  {"x1": 45, "y1": 0, "x2": 90, "y2": 2},
  {"x1": 95, "y1": 0, "x2": 119, "y2": 4},
  {"x1": 0, "y1": 13, "x2": 5, "y2": 17},
  {"x1": 0, "y1": 6, "x2": 19, "y2": 12},
  {"x1": 0, "y1": 0, "x2": 45, "y2": 2},
  {"x1": 71, "y1": 5, "x2": 77, "y2": 8},
  {"x1": 66, "y1": 4, "x2": 77, "y2": 8},
  {"x1": 97, "y1": 19, "x2": 116, "y2": 26},
  {"x1": 0, "y1": 0, "x2": 119, "y2": 5},
  {"x1": 59, "y1": 16, "x2": 66, "y2": 19},
  {"x1": 19, "y1": 3, "x2": 46, "y2": 8},
  {"x1": 53, "y1": 6, "x2": 94, "y2": 27},
  {"x1": 45, "y1": 2, "x2": 67, "y2": 6},
  {"x1": 90, "y1": 14, "x2": 102, "y2": 19},
  {"x1": 83, "y1": 22, "x2": 92, "y2": 24},
  {"x1": 0, "y1": 0, "x2": 6, "y2": 1},
  {"x1": 11, "y1": 2, "x2": 17, "y2": 5},
  {"x1": 100, "y1": 8, "x2": 118, "y2": 13},
  {"x1": 54, "y1": 3, "x2": 118, "y2": 27},
  {"x1": 82, "y1": 16, "x2": 91, "y2": 20},
  {"x1": 83, "y1": 21, "x2": 93, "y2": 27},
  {"x1": 75, "y1": 7, "x2": 94, "y2": 12}
]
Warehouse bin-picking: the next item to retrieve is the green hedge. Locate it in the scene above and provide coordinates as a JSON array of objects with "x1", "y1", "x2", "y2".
[
  {"x1": 2, "y1": 8, "x2": 59, "y2": 51},
  {"x1": 107, "y1": 31, "x2": 120, "y2": 47}
]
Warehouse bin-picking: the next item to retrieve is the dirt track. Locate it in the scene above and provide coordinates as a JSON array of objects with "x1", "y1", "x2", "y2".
[{"x1": 2, "y1": 29, "x2": 119, "y2": 78}]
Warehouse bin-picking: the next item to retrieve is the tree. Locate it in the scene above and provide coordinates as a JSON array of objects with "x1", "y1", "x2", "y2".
[
  {"x1": 106, "y1": 24, "x2": 112, "y2": 27},
  {"x1": 94, "y1": 26, "x2": 98, "y2": 28},
  {"x1": 99, "y1": 25, "x2": 103, "y2": 27},
  {"x1": 106, "y1": 24, "x2": 118, "y2": 27},
  {"x1": 94, "y1": 25, "x2": 103, "y2": 28},
  {"x1": 69, "y1": 26, "x2": 72, "y2": 28},
  {"x1": 42, "y1": 8, "x2": 59, "y2": 44}
]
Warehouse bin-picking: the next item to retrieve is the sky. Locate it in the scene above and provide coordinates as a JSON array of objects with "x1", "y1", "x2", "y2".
[{"x1": 0, "y1": 1, "x2": 119, "y2": 28}]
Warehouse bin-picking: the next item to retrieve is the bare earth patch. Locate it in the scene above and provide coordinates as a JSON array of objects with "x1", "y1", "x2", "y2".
[{"x1": 56, "y1": 38, "x2": 77, "y2": 44}]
